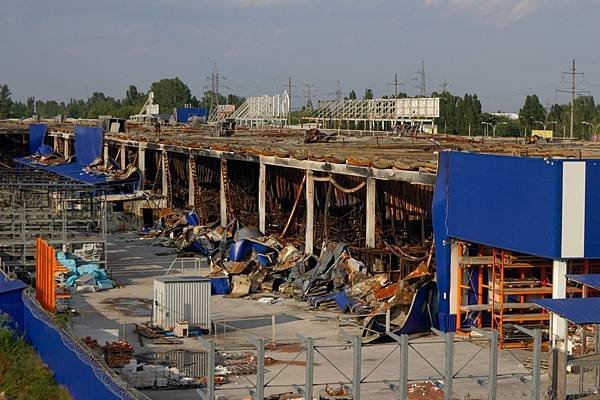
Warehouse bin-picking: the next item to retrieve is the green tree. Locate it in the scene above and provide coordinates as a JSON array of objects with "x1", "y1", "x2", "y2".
[
  {"x1": 125, "y1": 85, "x2": 143, "y2": 106},
  {"x1": 363, "y1": 88, "x2": 373, "y2": 100},
  {"x1": 519, "y1": 94, "x2": 546, "y2": 132},
  {"x1": 0, "y1": 84, "x2": 12, "y2": 118},
  {"x1": 348, "y1": 90, "x2": 357, "y2": 100},
  {"x1": 150, "y1": 77, "x2": 192, "y2": 111}
]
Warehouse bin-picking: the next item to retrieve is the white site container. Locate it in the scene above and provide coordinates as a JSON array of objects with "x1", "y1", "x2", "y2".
[{"x1": 153, "y1": 276, "x2": 211, "y2": 332}]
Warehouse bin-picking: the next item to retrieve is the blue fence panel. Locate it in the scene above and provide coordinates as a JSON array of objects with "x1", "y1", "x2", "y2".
[
  {"x1": 28, "y1": 123, "x2": 48, "y2": 154},
  {"x1": 74, "y1": 126, "x2": 103, "y2": 166},
  {"x1": 22, "y1": 295, "x2": 138, "y2": 400}
]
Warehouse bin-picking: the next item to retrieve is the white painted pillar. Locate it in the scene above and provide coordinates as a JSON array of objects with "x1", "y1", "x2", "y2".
[
  {"x1": 552, "y1": 260, "x2": 568, "y2": 350},
  {"x1": 138, "y1": 145, "x2": 145, "y2": 184},
  {"x1": 120, "y1": 144, "x2": 126, "y2": 169},
  {"x1": 63, "y1": 138, "x2": 70, "y2": 158},
  {"x1": 365, "y1": 177, "x2": 376, "y2": 248},
  {"x1": 220, "y1": 161, "x2": 227, "y2": 226},
  {"x1": 305, "y1": 170, "x2": 315, "y2": 255},
  {"x1": 188, "y1": 155, "x2": 195, "y2": 207},
  {"x1": 258, "y1": 162, "x2": 266, "y2": 233},
  {"x1": 103, "y1": 144, "x2": 109, "y2": 162},
  {"x1": 53, "y1": 135, "x2": 58, "y2": 151},
  {"x1": 161, "y1": 150, "x2": 168, "y2": 198},
  {"x1": 449, "y1": 241, "x2": 460, "y2": 316}
]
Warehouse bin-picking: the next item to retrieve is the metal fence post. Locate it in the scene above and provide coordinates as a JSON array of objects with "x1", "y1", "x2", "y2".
[
  {"x1": 353, "y1": 335, "x2": 362, "y2": 400},
  {"x1": 305, "y1": 337, "x2": 314, "y2": 400},
  {"x1": 399, "y1": 334, "x2": 409, "y2": 400},
  {"x1": 445, "y1": 332, "x2": 454, "y2": 400},
  {"x1": 596, "y1": 325, "x2": 600, "y2": 390},
  {"x1": 256, "y1": 338, "x2": 265, "y2": 400},
  {"x1": 532, "y1": 329, "x2": 541, "y2": 400},
  {"x1": 197, "y1": 337, "x2": 215, "y2": 400},
  {"x1": 488, "y1": 330, "x2": 498, "y2": 400}
]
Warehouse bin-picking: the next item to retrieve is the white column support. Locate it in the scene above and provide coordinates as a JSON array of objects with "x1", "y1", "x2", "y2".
[
  {"x1": 365, "y1": 176, "x2": 376, "y2": 248},
  {"x1": 161, "y1": 150, "x2": 168, "y2": 198},
  {"x1": 220, "y1": 161, "x2": 227, "y2": 226},
  {"x1": 103, "y1": 144, "x2": 109, "y2": 162},
  {"x1": 449, "y1": 241, "x2": 460, "y2": 316},
  {"x1": 63, "y1": 138, "x2": 70, "y2": 158},
  {"x1": 138, "y1": 145, "x2": 145, "y2": 184},
  {"x1": 258, "y1": 163, "x2": 266, "y2": 233},
  {"x1": 305, "y1": 170, "x2": 315, "y2": 255},
  {"x1": 552, "y1": 260, "x2": 568, "y2": 351},
  {"x1": 188, "y1": 155, "x2": 195, "y2": 207},
  {"x1": 53, "y1": 135, "x2": 58, "y2": 151},
  {"x1": 120, "y1": 145, "x2": 126, "y2": 169}
]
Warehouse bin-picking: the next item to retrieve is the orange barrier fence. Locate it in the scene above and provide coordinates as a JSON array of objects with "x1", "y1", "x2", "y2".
[{"x1": 35, "y1": 238, "x2": 69, "y2": 312}]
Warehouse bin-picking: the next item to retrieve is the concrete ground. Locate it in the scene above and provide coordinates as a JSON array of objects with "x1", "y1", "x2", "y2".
[{"x1": 68, "y1": 233, "x2": 595, "y2": 399}]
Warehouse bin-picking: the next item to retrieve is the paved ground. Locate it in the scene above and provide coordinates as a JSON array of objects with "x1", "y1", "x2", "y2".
[{"x1": 68, "y1": 233, "x2": 596, "y2": 399}]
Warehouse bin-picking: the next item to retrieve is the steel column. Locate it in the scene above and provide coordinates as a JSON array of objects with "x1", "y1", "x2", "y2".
[
  {"x1": 489, "y1": 330, "x2": 498, "y2": 400},
  {"x1": 305, "y1": 170, "x2": 314, "y2": 255},
  {"x1": 258, "y1": 162, "x2": 266, "y2": 233},
  {"x1": 365, "y1": 176, "x2": 376, "y2": 248},
  {"x1": 305, "y1": 337, "x2": 314, "y2": 400},
  {"x1": 352, "y1": 335, "x2": 362, "y2": 400},
  {"x1": 399, "y1": 334, "x2": 408, "y2": 400},
  {"x1": 445, "y1": 332, "x2": 454, "y2": 400},
  {"x1": 532, "y1": 329, "x2": 541, "y2": 400},
  {"x1": 256, "y1": 338, "x2": 265, "y2": 400}
]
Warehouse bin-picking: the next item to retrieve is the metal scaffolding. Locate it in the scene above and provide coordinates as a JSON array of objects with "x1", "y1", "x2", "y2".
[
  {"x1": 301, "y1": 97, "x2": 440, "y2": 131},
  {"x1": 0, "y1": 168, "x2": 107, "y2": 272}
]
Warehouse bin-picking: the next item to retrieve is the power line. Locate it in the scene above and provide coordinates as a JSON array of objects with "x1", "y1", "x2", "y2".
[
  {"x1": 281, "y1": 77, "x2": 297, "y2": 111},
  {"x1": 329, "y1": 80, "x2": 343, "y2": 100},
  {"x1": 413, "y1": 61, "x2": 427, "y2": 97},
  {"x1": 205, "y1": 63, "x2": 229, "y2": 121},
  {"x1": 557, "y1": 59, "x2": 588, "y2": 139}
]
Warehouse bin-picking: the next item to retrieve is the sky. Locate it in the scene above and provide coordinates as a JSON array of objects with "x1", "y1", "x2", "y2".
[{"x1": 2, "y1": 0, "x2": 600, "y2": 112}]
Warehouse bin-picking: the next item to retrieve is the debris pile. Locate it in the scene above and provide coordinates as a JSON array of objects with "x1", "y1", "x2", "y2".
[
  {"x1": 104, "y1": 340, "x2": 134, "y2": 368},
  {"x1": 25, "y1": 148, "x2": 73, "y2": 166},
  {"x1": 121, "y1": 359, "x2": 200, "y2": 389},
  {"x1": 57, "y1": 251, "x2": 114, "y2": 291},
  {"x1": 144, "y1": 213, "x2": 436, "y2": 338},
  {"x1": 303, "y1": 128, "x2": 337, "y2": 144}
]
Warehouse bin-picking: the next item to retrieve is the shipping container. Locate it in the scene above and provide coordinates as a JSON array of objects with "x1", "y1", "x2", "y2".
[{"x1": 152, "y1": 276, "x2": 211, "y2": 331}]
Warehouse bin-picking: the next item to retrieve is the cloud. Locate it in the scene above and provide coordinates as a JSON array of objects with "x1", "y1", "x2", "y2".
[{"x1": 425, "y1": 0, "x2": 544, "y2": 25}]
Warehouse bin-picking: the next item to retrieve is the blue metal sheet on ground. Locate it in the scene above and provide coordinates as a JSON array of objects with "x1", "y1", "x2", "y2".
[
  {"x1": 74, "y1": 126, "x2": 103, "y2": 165},
  {"x1": 28, "y1": 124, "x2": 47, "y2": 154},
  {"x1": 13, "y1": 157, "x2": 106, "y2": 184},
  {"x1": 533, "y1": 298, "x2": 600, "y2": 325},
  {"x1": 567, "y1": 274, "x2": 600, "y2": 290}
]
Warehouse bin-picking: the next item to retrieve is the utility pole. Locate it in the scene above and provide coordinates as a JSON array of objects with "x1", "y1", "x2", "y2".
[
  {"x1": 302, "y1": 82, "x2": 317, "y2": 109},
  {"x1": 334, "y1": 80, "x2": 342, "y2": 101},
  {"x1": 557, "y1": 59, "x2": 587, "y2": 139},
  {"x1": 387, "y1": 73, "x2": 405, "y2": 98},
  {"x1": 206, "y1": 63, "x2": 228, "y2": 122},
  {"x1": 282, "y1": 77, "x2": 297, "y2": 124},
  {"x1": 415, "y1": 61, "x2": 426, "y2": 97},
  {"x1": 441, "y1": 73, "x2": 449, "y2": 93}
]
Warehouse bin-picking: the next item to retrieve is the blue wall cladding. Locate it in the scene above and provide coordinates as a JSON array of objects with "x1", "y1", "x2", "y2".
[{"x1": 444, "y1": 151, "x2": 563, "y2": 259}]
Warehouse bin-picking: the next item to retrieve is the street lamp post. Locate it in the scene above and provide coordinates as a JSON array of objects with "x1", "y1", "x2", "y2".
[
  {"x1": 582, "y1": 122, "x2": 600, "y2": 141},
  {"x1": 483, "y1": 122, "x2": 508, "y2": 137},
  {"x1": 534, "y1": 120, "x2": 557, "y2": 131},
  {"x1": 481, "y1": 122, "x2": 492, "y2": 137}
]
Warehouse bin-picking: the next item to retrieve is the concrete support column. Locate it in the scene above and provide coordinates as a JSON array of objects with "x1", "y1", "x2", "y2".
[
  {"x1": 188, "y1": 155, "x2": 195, "y2": 207},
  {"x1": 220, "y1": 161, "x2": 227, "y2": 226},
  {"x1": 305, "y1": 170, "x2": 315, "y2": 255},
  {"x1": 120, "y1": 145, "x2": 126, "y2": 169},
  {"x1": 449, "y1": 241, "x2": 460, "y2": 318},
  {"x1": 53, "y1": 135, "x2": 58, "y2": 151},
  {"x1": 161, "y1": 150, "x2": 168, "y2": 197},
  {"x1": 365, "y1": 177, "x2": 376, "y2": 248},
  {"x1": 63, "y1": 138, "x2": 70, "y2": 158},
  {"x1": 138, "y1": 145, "x2": 146, "y2": 185},
  {"x1": 103, "y1": 144, "x2": 109, "y2": 162},
  {"x1": 258, "y1": 162, "x2": 266, "y2": 233},
  {"x1": 552, "y1": 260, "x2": 568, "y2": 350}
]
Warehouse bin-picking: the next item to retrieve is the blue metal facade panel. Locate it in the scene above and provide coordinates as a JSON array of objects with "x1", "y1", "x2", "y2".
[
  {"x1": 533, "y1": 298, "x2": 600, "y2": 325},
  {"x1": 585, "y1": 161, "x2": 600, "y2": 258},
  {"x1": 28, "y1": 124, "x2": 47, "y2": 154},
  {"x1": 445, "y1": 152, "x2": 562, "y2": 259},
  {"x1": 176, "y1": 107, "x2": 208, "y2": 123},
  {"x1": 74, "y1": 126, "x2": 103, "y2": 166}
]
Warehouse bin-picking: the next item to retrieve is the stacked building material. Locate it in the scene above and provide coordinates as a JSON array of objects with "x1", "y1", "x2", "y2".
[{"x1": 104, "y1": 340, "x2": 134, "y2": 368}]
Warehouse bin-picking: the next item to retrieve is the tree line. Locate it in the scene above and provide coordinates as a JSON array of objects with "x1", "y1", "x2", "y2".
[
  {"x1": 0, "y1": 78, "x2": 246, "y2": 120},
  {"x1": 2, "y1": 77, "x2": 599, "y2": 137}
]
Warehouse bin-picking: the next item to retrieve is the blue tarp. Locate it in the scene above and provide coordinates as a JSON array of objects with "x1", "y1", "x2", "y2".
[
  {"x1": 13, "y1": 158, "x2": 108, "y2": 184},
  {"x1": 28, "y1": 124, "x2": 47, "y2": 154},
  {"x1": 533, "y1": 298, "x2": 600, "y2": 325},
  {"x1": 175, "y1": 107, "x2": 208, "y2": 123},
  {"x1": 567, "y1": 274, "x2": 600, "y2": 290},
  {"x1": 73, "y1": 126, "x2": 103, "y2": 166}
]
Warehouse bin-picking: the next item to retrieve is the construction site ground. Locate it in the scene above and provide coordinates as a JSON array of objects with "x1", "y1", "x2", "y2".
[{"x1": 69, "y1": 233, "x2": 591, "y2": 400}]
